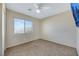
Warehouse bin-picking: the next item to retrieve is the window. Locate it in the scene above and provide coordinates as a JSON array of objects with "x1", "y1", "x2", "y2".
[
  {"x1": 14, "y1": 18, "x2": 24, "y2": 33},
  {"x1": 14, "y1": 18, "x2": 33, "y2": 34},
  {"x1": 25, "y1": 20, "x2": 33, "y2": 33}
]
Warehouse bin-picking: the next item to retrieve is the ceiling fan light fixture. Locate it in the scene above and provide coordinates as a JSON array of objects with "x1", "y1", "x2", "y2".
[{"x1": 36, "y1": 9, "x2": 40, "y2": 13}]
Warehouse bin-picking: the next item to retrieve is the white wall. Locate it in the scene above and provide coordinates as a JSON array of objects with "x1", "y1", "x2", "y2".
[
  {"x1": 41, "y1": 11, "x2": 76, "y2": 48},
  {"x1": 77, "y1": 28, "x2": 79, "y2": 55},
  {"x1": 6, "y1": 9, "x2": 40, "y2": 48},
  {"x1": 0, "y1": 4, "x2": 2, "y2": 56}
]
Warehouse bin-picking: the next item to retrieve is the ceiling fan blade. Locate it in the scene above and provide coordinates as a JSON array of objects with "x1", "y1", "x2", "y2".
[
  {"x1": 40, "y1": 6, "x2": 51, "y2": 10},
  {"x1": 33, "y1": 3, "x2": 51, "y2": 11},
  {"x1": 33, "y1": 4, "x2": 39, "y2": 9}
]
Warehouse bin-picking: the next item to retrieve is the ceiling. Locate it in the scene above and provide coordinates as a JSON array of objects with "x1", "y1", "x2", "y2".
[{"x1": 6, "y1": 3, "x2": 71, "y2": 19}]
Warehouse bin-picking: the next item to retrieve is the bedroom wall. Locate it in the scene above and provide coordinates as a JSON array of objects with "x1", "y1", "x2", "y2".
[
  {"x1": 0, "y1": 4, "x2": 2, "y2": 55},
  {"x1": 6, "y1": 9, "x2": 40, "y2": 48},
  {"x1": 41, "y1": 11, "x2": 76, "y2": 48},
  {"x1": 6, "y1": 9, "x2": 76, "y2": 48}
]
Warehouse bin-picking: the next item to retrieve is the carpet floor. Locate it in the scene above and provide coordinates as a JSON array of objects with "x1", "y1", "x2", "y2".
[{"x1": 5, "y1": 39, "x2": 78, "y2": 56}]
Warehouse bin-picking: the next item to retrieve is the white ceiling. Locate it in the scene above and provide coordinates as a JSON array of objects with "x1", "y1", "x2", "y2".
[{"x1": 6, "y1": 3, "x2": 71, "y2": 19}]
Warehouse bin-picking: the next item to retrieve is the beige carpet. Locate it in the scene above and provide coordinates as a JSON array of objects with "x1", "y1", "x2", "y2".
[{"x1": 5, "y1": 39, "x2": 78, "y2": 56}]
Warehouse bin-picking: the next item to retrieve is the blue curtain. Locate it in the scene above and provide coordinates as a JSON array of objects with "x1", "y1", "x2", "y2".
[{"x1": 71, "y1": 3, "x2": 79, "y2": 27}]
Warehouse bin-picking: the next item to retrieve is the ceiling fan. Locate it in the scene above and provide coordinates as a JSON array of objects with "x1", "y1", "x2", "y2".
[{"x1": 33, "y1": 3, "x2": 51, "y2": 13}]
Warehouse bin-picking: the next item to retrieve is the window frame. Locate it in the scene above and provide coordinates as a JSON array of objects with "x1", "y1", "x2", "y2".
[{"x1": 13, "y1": 17, "x2": 33, "y2": 34}]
